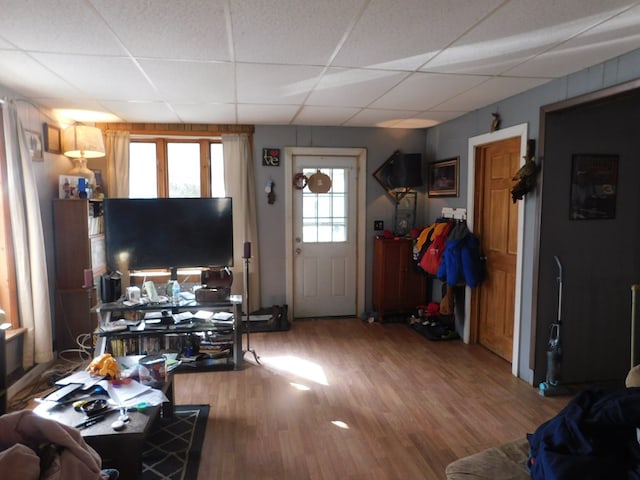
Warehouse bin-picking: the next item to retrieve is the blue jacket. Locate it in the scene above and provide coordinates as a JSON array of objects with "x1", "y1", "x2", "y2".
[
  {"x1": 527, "y1": 387, "x2": 640, "y2": 479},
  {"x1": 436, "y1": 233, "x2": 484, "y2": 287}
]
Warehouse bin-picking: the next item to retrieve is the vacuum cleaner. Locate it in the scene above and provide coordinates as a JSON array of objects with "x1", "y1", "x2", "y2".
[{"x1": 539, "y1": 256, "x2": 570, "y2": 396}]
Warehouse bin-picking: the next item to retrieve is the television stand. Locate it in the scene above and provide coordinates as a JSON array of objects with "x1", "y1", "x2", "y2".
[{"x1": 92, "y1": 295, "x2": 243, "y2": 371}]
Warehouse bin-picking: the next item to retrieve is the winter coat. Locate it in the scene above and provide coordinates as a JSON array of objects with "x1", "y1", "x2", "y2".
[{"x1": 437, "y1": 232, "x2": 484, "y2": 287}]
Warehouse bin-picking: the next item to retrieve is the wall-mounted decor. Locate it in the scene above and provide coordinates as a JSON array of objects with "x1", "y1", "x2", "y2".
[
  {"x1": 43, "y1": 123, "x2": 62, "y2": 154},
  {"x1": 262, "y1": 148, "x2": 280, "y2": 166},
  {"x1": 428, "y1": 157, "x2": 459, "y2": 197},
  {"x1": 25, "y1": 129, "x2": 43, "y2": 161},
  {"x1": 569, "y1": 154, "x2": 618, "y2": 220},
  {"x1": 373, "y1": 150, "x2": 400, "y2": 200}
]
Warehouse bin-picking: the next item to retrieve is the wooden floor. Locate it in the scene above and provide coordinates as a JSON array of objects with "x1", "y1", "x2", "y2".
[{"x1": 174, "y1": 318, "x2": 569, "y2": 480}]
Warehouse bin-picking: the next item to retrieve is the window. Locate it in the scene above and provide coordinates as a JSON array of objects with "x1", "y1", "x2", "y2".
[
  {"x1": 301, "y1": 167, "x2": 347, "y2": 243},
  {"x1": 129, "y1": 138, "x2": 225, "y2": 198},
  {"x1": 0, "y1": 112, "x2": 18, "y2": 329}
]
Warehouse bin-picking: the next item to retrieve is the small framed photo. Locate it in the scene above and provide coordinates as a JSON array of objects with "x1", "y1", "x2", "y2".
[
  {"x1": 428, "y1": 157, "x2": 459, "y2": 197},
  {"x1": 569, "y1": 154, "x2": 618, "y2": 220},
  {"x1": 25, "y1": 129, "x2": 44, "y2": 161},
  {"x1": 43, "y1": 123, "x2": 62, "y2": 154}
]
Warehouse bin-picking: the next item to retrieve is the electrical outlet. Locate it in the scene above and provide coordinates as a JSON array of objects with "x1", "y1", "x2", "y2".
[{"x1": 374, "y1": 220, "x2": 384, "y2": 231}]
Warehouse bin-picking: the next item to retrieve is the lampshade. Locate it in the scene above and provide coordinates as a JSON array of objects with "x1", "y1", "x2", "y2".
[
  {"x1": 389, "y1": 153, "x2": 423, "y2": 189},
  {"x1": 63, "y1": 125, "x2": 105, "y2": 159}
]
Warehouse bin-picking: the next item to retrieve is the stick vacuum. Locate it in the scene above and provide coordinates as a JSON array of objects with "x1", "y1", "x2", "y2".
[{"x1": 539, "y1": 256, "x2": 570, "y2": 396}]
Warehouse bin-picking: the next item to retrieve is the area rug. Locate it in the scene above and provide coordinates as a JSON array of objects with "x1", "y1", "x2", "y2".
[{"x1": 141, "y1": 404, "x2": 209, "y2": 480}]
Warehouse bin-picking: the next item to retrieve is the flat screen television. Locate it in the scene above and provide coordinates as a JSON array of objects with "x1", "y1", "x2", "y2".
[{"x1": 103, "y1": 197, "x2": 233, "y2": 272}]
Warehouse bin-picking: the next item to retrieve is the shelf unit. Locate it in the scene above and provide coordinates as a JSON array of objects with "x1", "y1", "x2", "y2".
[
  {"x1": 53, "y1": 199, "x2": 105, "y2": 353},
  {"x1": 92, "y1": 295, "x2": 243, "y2": 371}
]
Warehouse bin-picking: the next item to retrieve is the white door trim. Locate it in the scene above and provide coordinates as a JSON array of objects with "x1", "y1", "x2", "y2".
[
  {"x1": 284, "y1": 147, "x2": 367, "y2": 318},
  {"x1": 467, "y1": 123, "x2": 528, "y2": 377}
]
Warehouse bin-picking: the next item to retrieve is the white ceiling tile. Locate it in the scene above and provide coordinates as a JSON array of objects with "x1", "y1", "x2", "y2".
[
  {"x1": 0, "y1": 0, "x2": 125, "y2": 55},
  {"x1": 506, "y1": 5, "x2": 640, "y2": 78},
  {"x1": 237, "y1": 104, "x2": 299, "y2": 125},
  {"x1": 98, "y1": 100, "x2": 181, "y2": 123},
  {"x1": 170, "y1": 103, "x2": 237, "y2": 124},
  {"x1": 0, "y1": 51, "x2": 85, "y2": 98},
  {"x1": 92, "y1": 0, "x2": 231, "y2": 61},
  {"x1": 332, "y1": 0, "x2": 504, "y2": 70},
  {"x1": 413, "y1": 110, "x2": 467, "y2": 126},
  {"x1": 434, "y1": 76, "x2": 550, "y2": 111},
  {"x1": 231, "y1": 0, "x2": 362, "y2": 65},
  {"x1": 293, "y1": 105, "x2": 361, "y2": 126},
  {"x1": 343, "y1": 108, "x2": 421, "y2": 128},
  {"x1": 306, "y1": 68, "x2": 410, "y2": 107},
  {"x1": 139, "y1": 59, "x2": 235, "y2": 102},
  {"x1": 423, "y1": 0, "x2": 638, "y2": 75},
  {"x1": 237, "y1": 63, "x2": 324, "y2": 104},
  {"x1": 0, "y1": 1, "x2": 637, "y2": 127},
  {"x1": 371, "y1": 72, "x2": 489, "y2": 110},
  {"x1": 31, "y1": 53, "x2": 158, "y2": 101}
]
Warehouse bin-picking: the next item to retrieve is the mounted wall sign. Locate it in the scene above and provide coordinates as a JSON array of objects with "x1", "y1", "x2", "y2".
[{"x1": 262, "y1": 148, "x2": 280, "y2": 166}]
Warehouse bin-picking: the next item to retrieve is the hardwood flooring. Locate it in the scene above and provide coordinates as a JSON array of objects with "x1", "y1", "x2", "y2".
[{"x1": 174, "y1": 318, "x2": 569, "y2": 480}]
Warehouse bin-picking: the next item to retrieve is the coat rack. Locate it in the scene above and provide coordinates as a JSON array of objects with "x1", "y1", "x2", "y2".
[{"x1": 441, "y1": 207, "x2": 467, "y2": 221}]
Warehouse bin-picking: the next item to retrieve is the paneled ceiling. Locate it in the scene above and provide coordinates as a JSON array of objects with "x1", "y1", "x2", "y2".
[{"x1": 1, "y1": 0, "x2": 639, "y2": 128}]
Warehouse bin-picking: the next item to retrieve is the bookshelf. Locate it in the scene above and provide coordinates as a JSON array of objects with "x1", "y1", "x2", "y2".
[{"x1": 92, "y1": 295, "x2": 243, "y2": 371}]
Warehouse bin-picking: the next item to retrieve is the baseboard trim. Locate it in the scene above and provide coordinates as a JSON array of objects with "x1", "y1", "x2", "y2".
[{"x1": 8, "y1": 360, "x2": 55, "y2": 401}]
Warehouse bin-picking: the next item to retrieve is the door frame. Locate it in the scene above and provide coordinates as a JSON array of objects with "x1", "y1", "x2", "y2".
[
  {"x1": 284, "y1": 147, "x2": 367, "y2": 319},
  {"x1": 466, "y1": 123, "x2": 528, "y2": 377}
]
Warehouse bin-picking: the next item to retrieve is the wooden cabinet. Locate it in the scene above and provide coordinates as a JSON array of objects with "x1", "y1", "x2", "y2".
[
  {"x1": 53, "y1": 199, "x2": 105, "y2": 353},
  {"x1": 372, "y1": 237, "x2": 428, "y2": 322}
]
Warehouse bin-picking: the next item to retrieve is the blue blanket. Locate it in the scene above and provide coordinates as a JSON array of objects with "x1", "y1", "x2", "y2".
[{"x1": 528, "y1": 387, "x2": 640, "y2": 479}]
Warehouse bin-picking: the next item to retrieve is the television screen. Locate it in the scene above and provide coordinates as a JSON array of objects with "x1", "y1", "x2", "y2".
[{"x1": 103, "y1": 197, "x2": 233, "y2": 271}]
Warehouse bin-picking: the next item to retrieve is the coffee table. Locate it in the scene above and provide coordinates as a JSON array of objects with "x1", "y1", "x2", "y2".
[{"x1": 34, "y1": 375, "x2": 174, "y2": 479}]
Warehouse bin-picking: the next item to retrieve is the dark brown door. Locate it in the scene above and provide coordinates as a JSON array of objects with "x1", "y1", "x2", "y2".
[{"x1": 472, "y1": 137, "x2": 521, "y2": 362}]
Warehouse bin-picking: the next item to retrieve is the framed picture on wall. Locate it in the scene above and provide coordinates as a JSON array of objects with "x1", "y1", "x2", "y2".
[
  {"x1": 25, "y1": 129, "x2": 44, "y2": 161},
  {"x1": 428, "y1": 157, "x2": 459, "y2": 197},
  {"x1": 43, "y1": 123, "x2": 62, "y2": 154},
  {"x1": 569, "y1": 154, "x2": 618, "y2": 220}
]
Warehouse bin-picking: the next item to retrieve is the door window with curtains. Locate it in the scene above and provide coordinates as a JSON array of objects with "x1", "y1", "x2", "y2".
[{"x1": 129, "y1": 139, "x2": 224, "y2": 198}]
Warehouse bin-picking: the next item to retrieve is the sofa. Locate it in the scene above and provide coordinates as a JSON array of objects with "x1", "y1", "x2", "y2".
[
  {"x1": 445, "y1": 437, "x2": 530, "y2": 479},
  {"x1": 446, "y1": 366, "x2": 640, "y2": 479}
]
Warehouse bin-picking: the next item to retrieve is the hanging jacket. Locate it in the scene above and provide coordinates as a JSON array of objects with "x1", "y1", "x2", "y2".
[
  {"x1": 420, "y1": 220, "x2": 454, "y2": 275},
  {"x1": 437, "y1": 230, "x2": 484, "y2": 287}
]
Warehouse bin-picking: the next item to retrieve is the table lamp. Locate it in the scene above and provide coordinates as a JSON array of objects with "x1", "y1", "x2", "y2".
[{"x1": 63, "y1": 125, "x2": 105, "y2": 192}]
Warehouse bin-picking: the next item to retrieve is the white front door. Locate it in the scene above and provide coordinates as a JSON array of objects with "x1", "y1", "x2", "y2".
[
  {"x1": 292, "y1": 155, "x2": 358, "y2": 318},
  {"x1": 287, "y1": 149, "x2": 360, "y2": 318}
]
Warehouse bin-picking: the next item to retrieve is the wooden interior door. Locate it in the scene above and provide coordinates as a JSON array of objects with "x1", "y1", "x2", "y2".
[{"x1": 472, "y1": 137, "x2": 521, "y2": 362}]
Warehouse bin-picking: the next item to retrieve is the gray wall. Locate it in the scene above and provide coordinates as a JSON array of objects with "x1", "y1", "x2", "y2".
[
  {"x1": 252, "y1": 125, "x2": 426, "y2": 312},
  {"x1": 424, "y1": 47, "x2": 640, "y2": 383},
  {"x1": 536, "y1": 90, "x2": 640, "y2": 386}
]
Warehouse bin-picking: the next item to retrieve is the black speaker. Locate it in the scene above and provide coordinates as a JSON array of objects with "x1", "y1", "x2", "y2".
[{"x1": 100, "y1": 272, "x2": 121, "y2": 303}]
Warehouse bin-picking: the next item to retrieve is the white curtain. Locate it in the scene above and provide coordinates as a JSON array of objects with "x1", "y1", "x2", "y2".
[
  {"x1": 222, "y1": 134, "x2": 260, "y2": 312},
  {"x1": 104, "y1": 131, "x2": 130, "y2": 198},
  {"x1": 1, "y1": 101, "x2": 53, "y2": 367}
]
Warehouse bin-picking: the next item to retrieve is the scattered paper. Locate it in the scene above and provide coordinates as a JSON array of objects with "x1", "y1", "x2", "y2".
[
  {"x1": 55, "y1": 370, "x2": 104, "y2": 390},
  {"x1": 99, "y1": 378, "x2": 151, "y2": 404}
]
